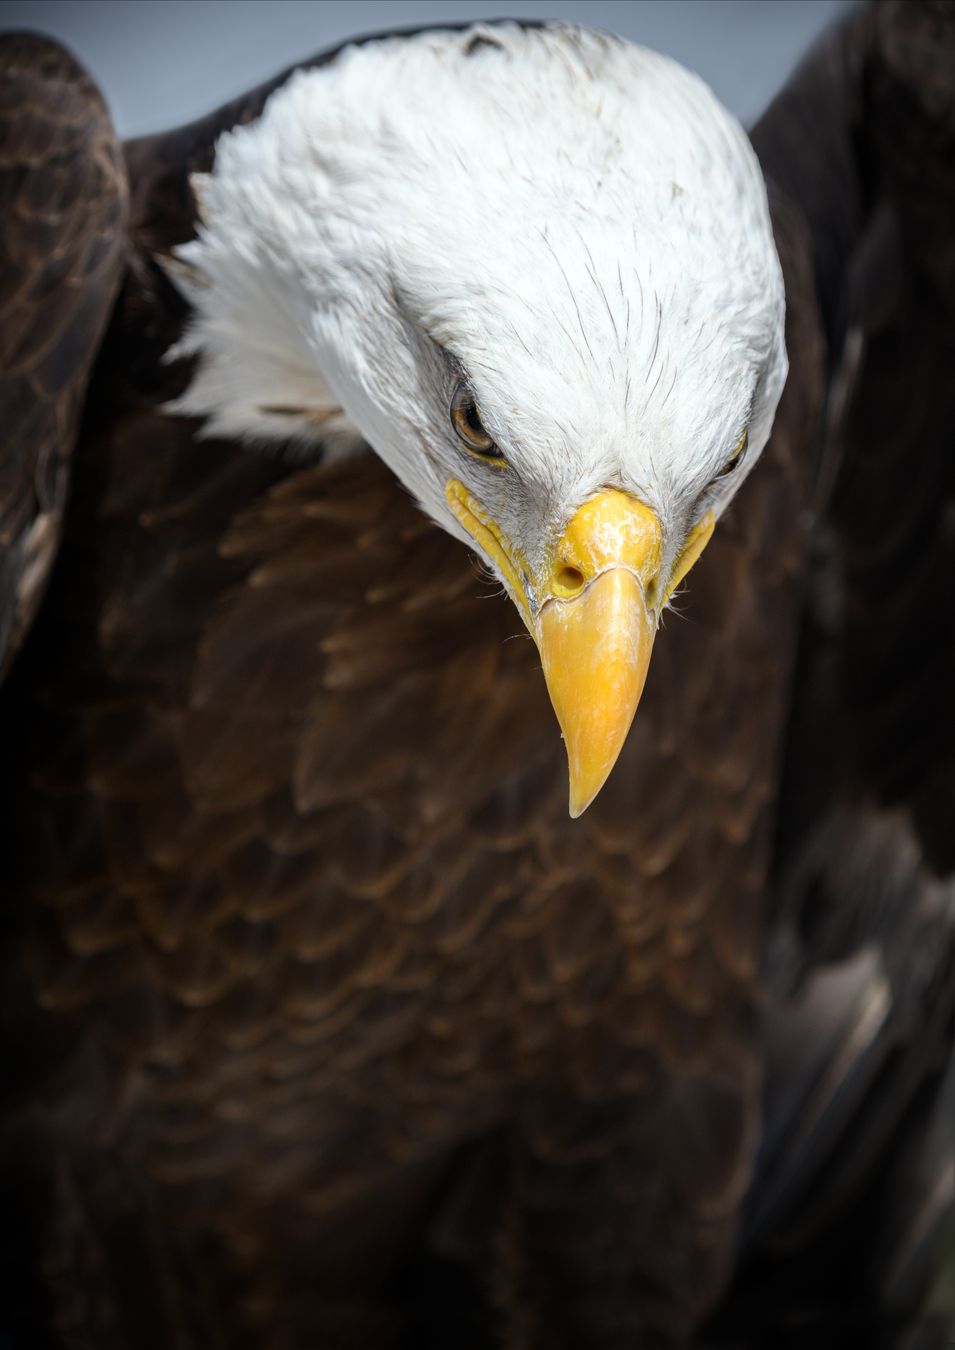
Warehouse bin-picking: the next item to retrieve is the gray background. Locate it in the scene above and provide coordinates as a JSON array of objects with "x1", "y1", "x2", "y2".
[{"x1": 2, "y1": 0, "x2": 853, "y2": 137}]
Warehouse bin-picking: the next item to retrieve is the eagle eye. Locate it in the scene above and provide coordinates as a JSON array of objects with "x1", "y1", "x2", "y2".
[
  {"x1": 450, "y1": 381, "x2": 506, "y2": 466},
  {"x1": 724, "y1": 428, "x2": 748, "y2": 473}
]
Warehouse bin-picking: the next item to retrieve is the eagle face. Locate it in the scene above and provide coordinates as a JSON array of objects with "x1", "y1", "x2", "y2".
[{"x1": 168, "y1": 21, "x2": 787, "y2": 813}]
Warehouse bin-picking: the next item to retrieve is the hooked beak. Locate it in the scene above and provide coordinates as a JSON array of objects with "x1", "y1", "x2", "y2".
[{"x1": 446, "y1": 481, "x2": 714, "y2": 816}]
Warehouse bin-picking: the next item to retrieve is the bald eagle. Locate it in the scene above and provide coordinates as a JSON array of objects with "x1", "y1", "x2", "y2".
[{"x1": 0, "y1": 6, "x2": 952, "y2": 1348}]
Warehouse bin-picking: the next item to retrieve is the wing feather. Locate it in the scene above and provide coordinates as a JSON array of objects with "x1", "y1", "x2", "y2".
[
  {"x1": 732, "y1": 4, "x2": 955, "y2": 1335},
  {"x1": 0, "y1": 33, "x2": 128, "y2": 675}
]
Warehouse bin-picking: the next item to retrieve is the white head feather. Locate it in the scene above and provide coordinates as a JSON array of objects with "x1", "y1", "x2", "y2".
[{"x1": 167, "y1": 21, "x2": 786, "y2": 589}]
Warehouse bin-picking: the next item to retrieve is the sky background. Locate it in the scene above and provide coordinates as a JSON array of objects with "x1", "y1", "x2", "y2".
[{"x1": 1, "y1": 0, "x2": 854, "y2": 137}]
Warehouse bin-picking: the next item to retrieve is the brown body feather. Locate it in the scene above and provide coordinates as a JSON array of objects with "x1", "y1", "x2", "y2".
[{"x1": 0, "y1": 6, "x2": 952, "y2": 1347}]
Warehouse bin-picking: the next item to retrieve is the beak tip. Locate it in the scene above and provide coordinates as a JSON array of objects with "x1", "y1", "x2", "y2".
[{"x1": 566, "y1": 773, "x2": 604, "y2": 820}]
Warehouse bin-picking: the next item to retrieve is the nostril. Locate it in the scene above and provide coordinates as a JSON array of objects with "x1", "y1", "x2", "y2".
[{"x1": 555, "y1": 565, "x2": 585, "y2": 596}]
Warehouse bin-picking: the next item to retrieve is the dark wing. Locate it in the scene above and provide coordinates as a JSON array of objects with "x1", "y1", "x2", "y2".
[
  {"x1": 729, "y1": 1, "x2": 955, "y2": 1338},
  {"x1": 0, "y1": 33, "x2": 128, "y2": 676}
]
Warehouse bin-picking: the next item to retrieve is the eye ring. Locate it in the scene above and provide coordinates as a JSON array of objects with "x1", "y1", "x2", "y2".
[
  {"x1": 724, "y1": 427, "x2": 747, "y2": 472},
  {"x1": 712, "y1": 428, "x2": 748, "y2": 486},
  {"x1": 450, "y1": 380, "x2": 507, "y2": 467}
]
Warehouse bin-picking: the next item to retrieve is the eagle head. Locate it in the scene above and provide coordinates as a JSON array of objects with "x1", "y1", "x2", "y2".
[{"x1": 167, "y1": 21, "x2": 787, "y2": 815}]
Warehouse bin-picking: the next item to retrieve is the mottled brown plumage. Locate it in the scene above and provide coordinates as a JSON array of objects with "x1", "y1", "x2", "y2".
[
  {"x1": 0, "y1": 32, "x2": 127, "y2": 675},
  {"x1": 0, "y1": 6, "x2": 952, "y2": 1349}
]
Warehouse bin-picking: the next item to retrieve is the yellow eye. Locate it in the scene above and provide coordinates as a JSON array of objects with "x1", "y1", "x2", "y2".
[
  {"x1": 726, "y1": 427, "x2": 747, "y2": 470},
  {"x1": 450, "y1": 381, "x2": 507, "y2": 466}
]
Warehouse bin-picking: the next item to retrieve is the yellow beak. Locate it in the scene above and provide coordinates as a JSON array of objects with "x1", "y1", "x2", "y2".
[
  {"x1": 537, "y1": 565, "x2": 653, "y2": 816},
  {"x1": 533, "y1": 490, "x2": 663, "y2": 816},
  {"x1": 446, "y1": 481, "x2": 714, "y2": 816}
]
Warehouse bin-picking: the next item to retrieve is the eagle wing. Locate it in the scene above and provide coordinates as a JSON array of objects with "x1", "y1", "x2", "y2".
[
  {"x1": 0, "y1": 33, "x2": 128, "y2": 676},
  {"x1": 736, "y1": 1, "x2": 955, "y2": 1332}
]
